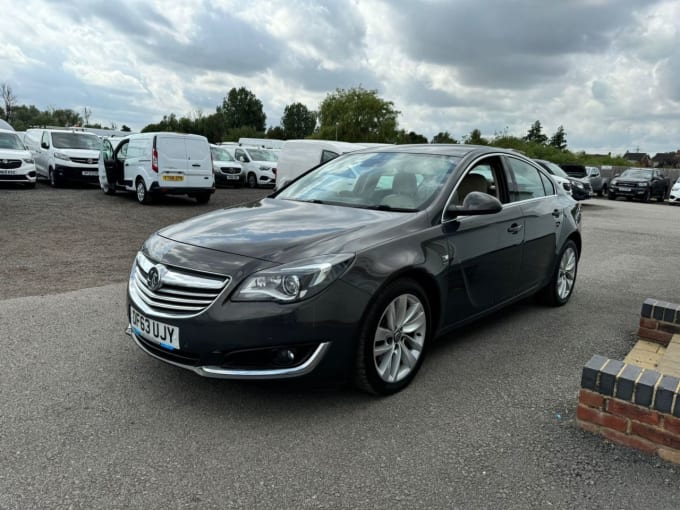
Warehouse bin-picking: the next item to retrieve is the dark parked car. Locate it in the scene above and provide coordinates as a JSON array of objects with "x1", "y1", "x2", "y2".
[
  {"x1": 559, "y1": 163, "x2": 594, "y2": 198},
  {"x1": 535, "y1": 159, "x2": 589, "y2": 201},
  {"x1": 608, "y1": 168, "x2": 669, "y2": 202},
  {"x1": 127, "y1": 145, "x2": 582, "y2": 395}
]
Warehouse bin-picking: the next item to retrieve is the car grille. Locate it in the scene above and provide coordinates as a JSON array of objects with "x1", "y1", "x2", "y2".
[
  {"x1": 0, "y1": 174, "x2": 29, "y2": 181},
  {"x1": 220, "y1": 167, "x2": 241, "y2": 174},
  {"x1": 71, "y1": 157, "x2": 98, "y2": 164},
  {"x1": 583, "y1": 182, "x2": 592, "y2": 192},
  {"x1": 617, "y1": 181, "x2": 639, "y2": 187},
  {"x1": 130, "y1": 253, "x2": 231, "y2": 318},
  {"x1": 0, "y1": 159, "x2": 21, "y2": 169}
]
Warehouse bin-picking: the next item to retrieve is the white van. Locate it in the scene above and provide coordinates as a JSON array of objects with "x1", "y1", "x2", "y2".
[
  {"x1": 98, "y1": 132, "x2": 215, "y2": 204},
  {"x1": 24, "y1": 128, "x2": 101, "y2": 187},
  {"x1": 226, "y1": 146, "x2": 277, "y2": 188},
  {"x1": 0, "y1": 129, "x2": 37, "y2": 188},
  {"x1": 275, "y1": 140, "x2": 367, "y2": 189}
]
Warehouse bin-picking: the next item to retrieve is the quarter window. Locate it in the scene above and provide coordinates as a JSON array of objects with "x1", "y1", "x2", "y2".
[{"x1": 320, "y1": 150, "x2": 339, "y2": 164}]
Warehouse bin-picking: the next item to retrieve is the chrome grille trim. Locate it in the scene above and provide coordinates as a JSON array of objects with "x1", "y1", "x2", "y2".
[{"x1": 129, "y1": 252, "x2": 231, "y2": 318}]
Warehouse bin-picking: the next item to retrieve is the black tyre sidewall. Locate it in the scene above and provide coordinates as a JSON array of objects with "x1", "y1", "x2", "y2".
[{"x1": 355, "y1": 278, "x2": 431, "y2": 395}]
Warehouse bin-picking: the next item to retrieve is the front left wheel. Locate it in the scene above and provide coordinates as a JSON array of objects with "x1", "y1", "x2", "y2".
[
  {"x1": 354, "y1": 279, "x2": 430, "y2": 395},
  {"x1": 536, "y1": 240, "x2": 579, "y2": 307}
]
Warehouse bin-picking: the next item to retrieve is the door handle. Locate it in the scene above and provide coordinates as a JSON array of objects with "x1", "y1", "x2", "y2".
[
  {"x1": 191, "y1": 163, "x2": 200, "y2": 167},
  {"x1": 507, "y1": 223, "x2": 523, "y2": 234}
]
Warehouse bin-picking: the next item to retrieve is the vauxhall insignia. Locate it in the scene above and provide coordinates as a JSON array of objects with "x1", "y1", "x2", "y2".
[{"x1": 147, "y1": 265, "x2": 165, "y2": 291}]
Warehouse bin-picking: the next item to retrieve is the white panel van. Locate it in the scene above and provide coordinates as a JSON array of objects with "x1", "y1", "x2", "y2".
[
  {"x1": 98, "y1": 132, "x2": 214, "y2": 204},
  {"x1": 275, "y1": 140, "x2": 367, "y2": 189}
]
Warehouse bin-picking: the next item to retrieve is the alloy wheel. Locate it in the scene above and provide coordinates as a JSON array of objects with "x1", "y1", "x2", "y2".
[
  {"x1": 372, "y1": 293, "x2": 426, "y2": 383},
  {"x1": 557, "y1": 246, "x2": 577, "y2": 300}
]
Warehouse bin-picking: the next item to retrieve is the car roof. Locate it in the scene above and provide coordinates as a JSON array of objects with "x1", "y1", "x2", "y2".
[{"x1": 354, "y1": 144, "x2": 516, "y2": 158}]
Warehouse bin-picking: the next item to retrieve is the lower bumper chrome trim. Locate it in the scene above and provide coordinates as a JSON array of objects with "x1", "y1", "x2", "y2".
[{"x1": 126, "y1": 324, "x2": 331, "y2": 380}]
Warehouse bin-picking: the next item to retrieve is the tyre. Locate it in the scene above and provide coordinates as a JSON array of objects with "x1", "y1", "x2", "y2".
[
  {"x1": 247, "y1": 172, "x2": 258, "y2": 188},
  {"x1": 195, "y1": 193, "x2": 211, "y2": 204},
  {"x1": 608, "y1": 191, "x2": 616, "y2": 200},
  {"x1": 102, "y1": 179, "x2": 116, "y2": 195},
  {"x1": 49, "y1": 168, "x2": 61, "y2": 188},
  {"x1": 536, "y1": 240, "x2": 578, "y2": 307},
  {"x1": 136, "y1": 179, "x2": 152, "y2": 205},
  {"x1": 354, "y1": 278, "x2": 430, "y2": 395}
]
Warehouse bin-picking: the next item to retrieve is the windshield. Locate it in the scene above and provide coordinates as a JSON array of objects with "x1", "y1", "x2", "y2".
[
  {"x1": 248, "y1": 148, "x2": 278, "y2": 162},
  {"x1": 0, "y1": 132, "x2": 25, "y2": 150},
  {"x1": 52, "y1": 133, "x2": 101, "y2": 150},
  {"x1": 276, "y1": 151, "x2": 459, "y2": 211},
  {"x1": 212, "y1": 147, "x2": 235, "y2": 161},
  {"x1": 620, "y1": 169, "x2": 652, "y2": 179}
]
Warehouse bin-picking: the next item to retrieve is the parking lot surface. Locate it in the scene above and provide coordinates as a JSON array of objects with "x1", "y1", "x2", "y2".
[{"x1": 1, "y1": 184, "x2": 679, "y2": 509}]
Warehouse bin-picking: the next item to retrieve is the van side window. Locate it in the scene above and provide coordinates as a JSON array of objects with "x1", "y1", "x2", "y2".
[
  {"x1": 41, "y1": 131, "x2": 50, "y2": 148},
  {"x1": 320, "y1": 150, "x2": 339, "y2": 164}
]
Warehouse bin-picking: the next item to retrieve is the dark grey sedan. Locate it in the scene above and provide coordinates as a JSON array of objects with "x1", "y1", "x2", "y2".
[{"x1": 127, "y1": 145, "x2": 581, "y2": 395}]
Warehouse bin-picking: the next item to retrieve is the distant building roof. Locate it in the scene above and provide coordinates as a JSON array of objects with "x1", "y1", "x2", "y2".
[
  {"x1": 623, "y1": 152, "x2": 649, "y2": 161},
  {"x1": 651, "y1": 152, "x2": 680, "y2": 167}
]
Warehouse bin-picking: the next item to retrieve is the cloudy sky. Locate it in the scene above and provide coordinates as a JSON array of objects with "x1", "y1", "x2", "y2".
[{"x1": 2, "y1": 0, "x2": 679, "y2": 155}]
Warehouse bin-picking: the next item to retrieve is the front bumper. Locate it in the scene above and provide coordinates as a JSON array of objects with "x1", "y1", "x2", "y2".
[
  {"x1": 0, "y1": 168, "x2": 36, "y2": 183},
  {"x1": 610, "y1": 185, "x2": 649, "y2": 197},
  {"x1": 126, "y1": 277, "x2": 369, "y2": 381},
  {"x1": 215, "y1": 173, "x2": 244, "y2": 186},
  {"x1": 669, "y1": 189, "x2": 680, "y2": 204},
  {"x1": 570, "y1": 186, "x2": 591, "y2": 201},
  {"x1": 54, "y1": 164, "x2": 99, "y2": 183}
]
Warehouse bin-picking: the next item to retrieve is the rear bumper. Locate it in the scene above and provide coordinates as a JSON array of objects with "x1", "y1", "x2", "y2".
[{"x1": 149, "y1": 182, "x2": 215, "y2": 195}]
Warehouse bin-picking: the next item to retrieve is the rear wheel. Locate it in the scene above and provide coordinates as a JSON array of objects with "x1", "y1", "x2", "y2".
[
  {"x1": 136, "y1": 179, "x2": 152, "y2": 205},
  {"x1": 536, "y1": 240, "x2": 578, "y2": 307},
  {"x1": 354, "y1": 279, "x2": 430, "y2": 395},
  {"x1": 195, "y1": 193, "x2": 211, "y2": 204},
  {"x1": 247, "y1": 172, "x2": 258, "y2": 188}
]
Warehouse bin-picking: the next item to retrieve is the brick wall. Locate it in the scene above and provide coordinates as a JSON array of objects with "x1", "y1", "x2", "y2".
[{"x1": 576, "y1": 299, "x2": 680, "y2": 464}]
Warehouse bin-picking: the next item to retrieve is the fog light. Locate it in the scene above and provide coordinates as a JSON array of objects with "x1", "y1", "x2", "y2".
[{"x1": 273, "y1": 348, "x2": 296, "y2": 366}]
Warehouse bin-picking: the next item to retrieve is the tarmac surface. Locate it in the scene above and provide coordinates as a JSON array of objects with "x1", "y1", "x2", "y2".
[{"x1": 1, "y1": 183, "x2": 679, "y2": 509}]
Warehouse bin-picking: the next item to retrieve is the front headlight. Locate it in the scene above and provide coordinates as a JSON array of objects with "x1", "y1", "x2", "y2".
[
  {"x1": 54, "y1": 152, "x2": 70, "y2": 161},
  {"x1": 259, "y1": 165, "x2": 272, "y2": 172},
  {"x1": 574, "y1": 182, "x2": 585, "y2": 189},
  {"x1": 23, "y1": 158, "x2": 34, "y2": 164},
  {"x1": 611, "y1": 180, "x2": 618, "y2": 186},
  {"x1": 233, "y1": 254, "x2": 355, "y2": 303},
  {"x1": 638, "y1": 182, "x2": 648, "y2": 187}
]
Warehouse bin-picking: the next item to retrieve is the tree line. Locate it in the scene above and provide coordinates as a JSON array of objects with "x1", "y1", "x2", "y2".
[{"x1": 2, "y1": 80, "x2": 632, "y2": 165}]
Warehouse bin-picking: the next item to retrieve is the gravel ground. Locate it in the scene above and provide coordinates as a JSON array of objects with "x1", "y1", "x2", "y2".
[{"x1": 0, "y1": 181, "x2": 270, "y2": 299}]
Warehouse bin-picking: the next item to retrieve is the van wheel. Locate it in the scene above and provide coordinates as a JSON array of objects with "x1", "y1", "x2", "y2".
[
  {"x1": 195, "y1": 193, "x2": 211, "y2": 204},
  {"x1": 136, "y1": 179, "x2": 152, "y2": 205},
  {"x1": 49, "y1": 168, "x2": 61, "y2": 188},
  {"x1": 247, "y1": 173, "x2": 258, "y2": 188}
]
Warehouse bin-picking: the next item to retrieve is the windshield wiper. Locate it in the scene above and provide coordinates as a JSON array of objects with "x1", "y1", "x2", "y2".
[{"x1": 364, "y1": 204, "x2": 417, "y2": 212}]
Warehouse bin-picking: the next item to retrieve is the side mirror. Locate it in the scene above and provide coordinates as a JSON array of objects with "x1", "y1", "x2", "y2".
[
  {"x1": 614, "y1": 172, "x2": 620, "y2": 177},
  {"x1": 445, "y1": 192, "x2": 503, "y2": 220},
  {"x1": 41, "y1": 142, "x2": 49, "y2": 149}
]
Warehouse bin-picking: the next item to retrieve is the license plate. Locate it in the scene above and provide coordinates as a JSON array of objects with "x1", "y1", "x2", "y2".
[
  {"x1": 163, "y1": 175, "x2": 184, "y2": 181},
  {"x1": 0, "y1": 170, "x2": 16, "y2": 175},
  {"x1": 619, "y1": 187, "x2": 631, "y2": 192},
  {"x1": 226, "y1": 175, "x2": 239, "y2": 180},
  {"x1": 82, "y1": 171, "x2": 98, "y2": 176},
  {"x1": 130, "y1": 307, "x2": 180, "y2": 350}
]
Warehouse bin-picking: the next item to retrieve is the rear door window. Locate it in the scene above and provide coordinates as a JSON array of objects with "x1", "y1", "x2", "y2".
[
  {"x1": 506, "y1": 157, "x2": 548, "y2": 202},
  {"x1": 185, "y1": 138, "x2": 209, "y2": 162},
  {"x1": 157, "y1": 137, "x2": 186, "y2": 160}
]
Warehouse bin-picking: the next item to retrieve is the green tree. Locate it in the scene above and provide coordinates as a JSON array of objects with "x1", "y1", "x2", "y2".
[
  {"x1": 266, "y1": 126, "x2": 286, "y2": 139},
  {"x1": 523, "y1": 120, "x2": 548, "y2": 145},
  {"x1": 223, "y1": 126, "x2": 265, "y2": 142},
  {"x1": 1, "y1": 83, "x2": 17, "y2": 123},
  {"x1": 395, "y1": 130, "x2": 428, "y2": 144},
  {"x1": 549, "y1": 125, "x2": 568, "y2": 150},
  {"x1": 463, "y1": 128, "x2": 488, "y2": 145},
  {"x1": 281, "y1": 102, "x2": 316, "y2": 139},
  {"x1": 121, "y1": 125, "x2": 131, "y2": 132},
  {"x1": 315, "y1": 86, "x2": 400, "y2": 142},
  {"x1": 431, "y1": 131, "x2": 458, "y2": 144},
  {"x1": 217, "y1": 87, "x2": 266, "y2": 132}
]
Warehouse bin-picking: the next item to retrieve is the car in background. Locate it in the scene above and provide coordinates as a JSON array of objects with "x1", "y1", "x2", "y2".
[
  {"x1": 585, "y1": 166, "x2": 609, "y2": 196},
  {"x1": 533, "y1": 159, "x2": 573, "y2": 197},
  {"x1": 669, "y1": 176, "x2": 680, "y2": 205},
  {"x1": 226, "y1": 146, "x2": 277, "y2": 188},
  {"x1": 125, "y1": 145, "x2": 581, "y2": 395},
  {"x1": 24, "y1": 128, "x2": 101, "y2": 187},
  {"x1": 98, "y1": 132, "x2": 215, "y2": 204},
  {"x1": 210, "y1": 144, "x2": 243, "y2": 187},
  {"x1": 0, "y1": 128, "x2": 37, "y2": 188},
  {"x1": 608, "y1": 168, "x2": 669, "y2": 202},
  {"x1": 559, "y1": 163, "x2": 594, "y2": 198}
]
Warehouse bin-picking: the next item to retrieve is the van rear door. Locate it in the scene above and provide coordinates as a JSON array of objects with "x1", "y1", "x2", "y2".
[{"x1": 184, "y1": 137, "x2": 211, "y2": 176}]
